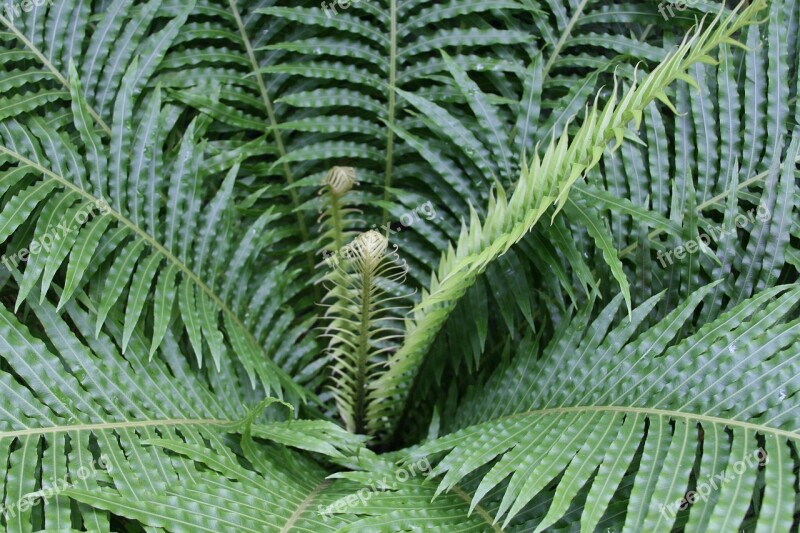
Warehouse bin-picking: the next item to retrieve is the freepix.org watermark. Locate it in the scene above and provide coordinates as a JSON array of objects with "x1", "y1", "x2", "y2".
[
  {"x1": 1, "y1": 454, "x2": 112, "y2": 520},
  {"x1": 320, "y1": 0, "x2": 361, "y2": 18},
  {"x1": 658, "y1": 447, "x2": 768, "y2": 520},
  {"x1": 656, "y1": 203, "x2": 771, "y2": 268},
  {"x1": 657, "y1": 0, "x2": 700, "y2": 20},
  {"x1": 321, "y1": 200, "x2": 437, "y2": 269},
  {"x1": 2, "y1": 0, "x2": 55, "y2": 24},
  {"x1": 318, "y1": 457, "x2": 431, "y2": 521},
  {"x1": 1, "y1": 198, "x2": 110, "y2": 273}
]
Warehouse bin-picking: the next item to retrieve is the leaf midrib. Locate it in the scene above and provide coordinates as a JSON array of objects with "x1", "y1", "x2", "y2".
[
  {"x1": 227, "y1": 0, "x2": 312, "y2": 246},
  {"x1": 280, "y1": 479, "x2": 331, "y2": 533},
  {"x1": 0, "y1": 13, "x2": 111, "y2": 135},
  {"x1": 451, "y1": 485, "x2": 505, "y2": 533},
  {"x1": 381, "y1": 0, "x2": 398, "y2": 224},
  {"x1": 542, "y1": 0, "x2": 590, "y2": 78},
  {"x1": 496, "y1": 405, "x2": 800, "y2": 441},
  {"x1": 0, "y1": 417, "x2": 227, "y2": 439}
]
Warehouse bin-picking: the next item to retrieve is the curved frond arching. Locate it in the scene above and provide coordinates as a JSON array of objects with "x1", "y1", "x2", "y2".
[
  {"x1": 410, "y1": 283, "x2": 800, "y2": 530},
  {"x1": 0, "y1": 294, "x2": 361, "y2": 530},
  {"x1": 0, "y1": 65, "x2": 307, "y2": 402},
  {"x1": 0, "y1": 0, "x2": 797, "y2": 529}
]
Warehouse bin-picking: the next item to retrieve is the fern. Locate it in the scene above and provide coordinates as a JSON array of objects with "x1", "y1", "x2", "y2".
[
  {"x1": 1, "y1": 0, "x2": 799, "y2": 530},
  {"x1": 0, "y1": 76, "x2": 308, "y2": 403},
  {"x1": 319, "y1": 165, "x2": 359, "y2": 256},
  {"x1": 410, "y1": 282, "x2": 800, "y2": 530}
]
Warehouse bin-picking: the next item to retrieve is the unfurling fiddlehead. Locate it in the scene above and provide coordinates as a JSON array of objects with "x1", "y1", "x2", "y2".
[
  {"x1": 320, "y1": 229, "x2": 409, "y2": 435},
  {"x1": 316, "y1": 167, "x2": 409, "y2": 436}
]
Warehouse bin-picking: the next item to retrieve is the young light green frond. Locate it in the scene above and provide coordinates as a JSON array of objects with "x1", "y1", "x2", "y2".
[
  {"x1": 321, "y1": 230, "x2": 409, "y2": 435},
  {"x1": 318, "y1": 165, "x2": 360, "y2": 257}
]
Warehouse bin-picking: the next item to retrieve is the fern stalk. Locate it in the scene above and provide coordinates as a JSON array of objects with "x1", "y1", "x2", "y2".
[
  {"x1": 541, "y1": 0, "x2": 590, "y2": 78},
  {"x1": 352, "y1": 243, "x2": 375, "y2": 434},
  {"x1": 329, "y1": 193, "x2": 345, "y2": 251},
  {"x1": 381, "y1": 0, "x2": 399, "y2": 224},
  {"x1": 320, "y1": 167, "x2": 358, "y2": 260},
  {"x1": 323, "y1": 167, "x2": 357, "y2": 251},
  {"x1": 226, "y1": 0, "x2": 315, "y2": 277},
  {"x1": 0, "y1": 14, "x2": 111, "y2": 134}
]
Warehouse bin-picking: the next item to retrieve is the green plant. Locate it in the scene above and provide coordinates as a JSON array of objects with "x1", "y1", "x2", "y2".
[{"x1": 0, "y1": 0, "x2": 798, "y2": 530}]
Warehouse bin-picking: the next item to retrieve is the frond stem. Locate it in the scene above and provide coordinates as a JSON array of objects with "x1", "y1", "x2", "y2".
[
  {"x1": 0, "y1": 418, "x2": 227, "y2": 439},
  {"x1": 0, "y1": 14, "x2": 111, "y2": 135},
  {"x1": 381, "y1": 0, "x2": 398, "y2": 224},
  {"x1": 227, "y1": 0, "x2": 317, "y2": 277},
  {"x1": 617, "y1": 158, "x2": 800, "y2": 259},
  {"x1": 451, "y1": 485, "x2": 504, "y2": 533},
  {"x1": 280, "y1": 479, "x2": 332, "y2": 533},
  {"x1": 500, "y1": 405, "x2": 800, "y2": 442},
  {"x1": 330, "y1": 192, "x2": 345, "y2": 251},
  {"x1": 353, "y1": 257, "x2": 374, "y2": 434},
  {"x1": 542, "y1": 0, "x2": 590, "y2": 78}
]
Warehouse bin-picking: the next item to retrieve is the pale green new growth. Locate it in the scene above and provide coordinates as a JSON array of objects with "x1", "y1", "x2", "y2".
[{"x1": 321, "y1": 230, "x2": 408, "y2": 435}]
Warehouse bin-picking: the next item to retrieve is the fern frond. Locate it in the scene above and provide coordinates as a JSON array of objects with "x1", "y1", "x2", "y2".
[
  {"x1": 321, "y1": 230, "x2": 408, "y2": 434},
  {"x1": 589, "y1": 0, "x2": 800, "y2": 322},
  {"x1": 410, "y1": 282, "x2": 800, "y2": 529},
  {"x1": 319, "y1": 165, "x2": 360, "y2": 255},
  {"x1": 0, "y1": 0, "x2": 796, "y2": 529},
  {"x1": 0, "y1": 0, "x2": 195, "y2": 131},
  {"x1": 371, "y1": 0, "x2": 768, "y2": 436},
  {"x1": 0, "y1": 67, "x2": 307, "y2": 403},
  {"x1": 256, "y1": 0, "x2": 533, "y2": 228},
  {"x1": 0, "y1": 293, "x2": 361, "y2": 530}
]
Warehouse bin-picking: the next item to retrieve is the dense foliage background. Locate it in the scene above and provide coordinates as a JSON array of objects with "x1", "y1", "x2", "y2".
[{"x1": 0, "y1": 0, "x2": 798, "y2": 530}]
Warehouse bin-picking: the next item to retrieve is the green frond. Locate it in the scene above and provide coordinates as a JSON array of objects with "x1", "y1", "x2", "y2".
[
  {"x1": 0, "y1": 293, "x2": 357, "y2": 531},
  {"x1": 0, "y1": 69, "x2": 307, "y2": 404},
  {"x1": 0, "y1": 0, "x2": 797, "y2": 529},
  {"x1": 410, "y1": 283, "x2": 800, "y2": 529},
  {"x1": 372, "y1": 0, "x2": 769, "y2": 435}
]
